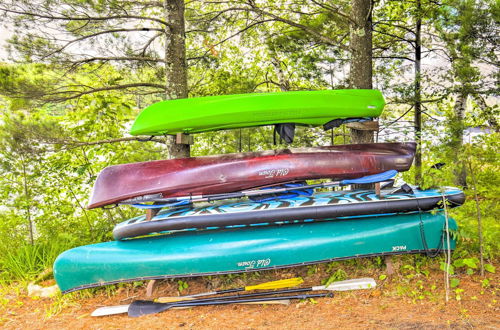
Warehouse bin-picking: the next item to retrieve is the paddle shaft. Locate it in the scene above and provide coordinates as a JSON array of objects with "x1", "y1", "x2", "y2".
[
  {"x1": 178, "y1": 277, "x2": 303, "y2": 298},
  {"x1": 93, "y1": 278, "x2": 376, "y2": 316},
  {"x1": 187, "y1": 287, "x2": 243, "y2": 298},
  {"x1": 92, "y1": 300, "x2": 291, "y2": 317},
  {"x1": 124, "y1": 170, "x2": 397, "y2": 207},
  {"x1": 162, "y1": 287, "x2": 314, "y2": 305},
  {"x1": 129, "y1": 292, "x2": 331, "y2": 317},
  {"x1": 159, "y1": 278, "x2": 376, "y2": 304}
]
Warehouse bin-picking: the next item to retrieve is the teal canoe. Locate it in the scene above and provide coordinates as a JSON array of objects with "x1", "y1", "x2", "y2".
[
  {"x1": 54, "y1": 212, "x2": 456, "y2": 293},
  {"x1": 130, "y1": 90, "x2": 385, "y2": 136}
]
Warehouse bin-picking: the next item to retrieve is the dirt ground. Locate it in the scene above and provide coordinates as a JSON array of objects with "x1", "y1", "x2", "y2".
[{"x1": 0, "y1": 265, "x2": 498, "y2": 329}]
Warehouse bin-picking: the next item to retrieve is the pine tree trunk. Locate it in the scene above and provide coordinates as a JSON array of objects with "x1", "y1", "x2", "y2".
[
  {"x1": 451, "y1": 93, "x2": 467, "y2": 187},
  {"x1": 164, "y1": 0, "x2": 190, "y2": 158},
  {"x1": 349, "y1": 0, "x2": 374, "y2": 144},
  {"x1": 475, "y1": 95, "x2": 499, "y2": 131},
  {"x1": 271, "y1": 57, "x2": 290, "y2": 92}
]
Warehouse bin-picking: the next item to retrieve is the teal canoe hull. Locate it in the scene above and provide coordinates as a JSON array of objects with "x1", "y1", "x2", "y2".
[{"x1": 54, "y1": 212, "x2": 456, "y2": 293}]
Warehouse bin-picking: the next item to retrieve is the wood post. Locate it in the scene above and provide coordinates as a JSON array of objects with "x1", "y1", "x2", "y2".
[
  {"x1": 385, "y1": 256, "x2": 395, "y2": 275},
  {"x1": 175, "y1": 133, "x2": 193, "y2": 145},
  {"x1": 345, "y1": 121, "x2": 379, "y2": 131},
  {"x1": 146, "y1": 280, "x2": 157, "y2": 297},
  {"x1": 145, "y1": 207, "x2": 161, "y2": 297}
]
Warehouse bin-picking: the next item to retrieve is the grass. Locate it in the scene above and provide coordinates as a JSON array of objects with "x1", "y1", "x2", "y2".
[{"x1": 0, "y1": 240, "x2": 73, "y2": 282}]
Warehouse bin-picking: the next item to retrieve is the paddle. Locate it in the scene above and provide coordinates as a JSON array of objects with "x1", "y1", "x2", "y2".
[
  {"x1": 91, "y1": 299, "x2": 291, "y2": 317},
  {"x1": 157, "y1": 277, "x2": 376, "y2": 302},
  {"x1": 91, "y1": 278, "x2": 376, "y2": 317},
  {"x1": 129, "y1": 277, "x2": 376, "y2": 317},
  {"x1": 128, "y1": 293, "x2": 332, "y2": 317},
  {"x1": 126, "y1": 170, "x2": 398, "y2": 208},
  {"x1": 177, "y1": 277, "x2": 304, "y2": 298},
  {"x1": 91, "y1": 277, "x2": 302, "y2": 317}
]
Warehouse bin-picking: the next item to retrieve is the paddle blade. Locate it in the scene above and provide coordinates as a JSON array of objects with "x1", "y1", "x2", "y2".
[
  {"x1": 316, "y1": 278, "x2": 377, "y2": 291},
  {"x1": 128, "y1": 300, "x2": 171, "y2": 317},
  {"x1": 245, "y1": 277, "x2": 303, "y2": 291},
  {"x1": 91, "y1": 305, "x2": 129, "y2": 317},
  {"x1": 341, "y1": 170, "x2": 397, "y2": 185}
]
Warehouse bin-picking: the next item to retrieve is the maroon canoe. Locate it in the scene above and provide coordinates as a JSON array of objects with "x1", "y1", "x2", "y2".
[{"x1": 88, "y1": 142, "x2": 416, "y2": 209}]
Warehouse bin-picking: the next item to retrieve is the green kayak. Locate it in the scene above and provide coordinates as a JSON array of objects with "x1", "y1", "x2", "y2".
[
  {"x1": 130, "y1": 89, "x2": 385, "y2": 136},
  {"x1": 54, "y1": 212, "x2": 456, "y2": 293}
]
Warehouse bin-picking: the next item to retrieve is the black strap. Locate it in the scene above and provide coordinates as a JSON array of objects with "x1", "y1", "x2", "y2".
[
  {"x1": 323, "y1": 117, "x2": 373, "y2": 130},
  {"x1": 137, "y1": 135, "x2": 155, "y2": 142},
  {"x1": 274, "y1": 123, "x2": 295, "y2": 143},
  {"x1": 390, "y1": 183, "x2": 414, "y2": 194}
]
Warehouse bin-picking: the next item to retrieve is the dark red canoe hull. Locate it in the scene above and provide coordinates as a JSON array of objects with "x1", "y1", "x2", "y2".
[{"x1": 88, "y1": 142, "x2": 416, "y2": 209}]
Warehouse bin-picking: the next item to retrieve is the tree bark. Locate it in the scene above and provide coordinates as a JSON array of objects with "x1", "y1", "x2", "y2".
[
  {"x1": 271, "y1": 57, "x2": 291, "y2": 92},
  {"x1": 21, "y1": 156, "x2": 34, "y2": 245},
  {"x1": 414, "y1": 0, "x2": 422, "y2": 185},
  {"x1": 164, "y1": 0, "x2": 190, "y2": 158},
  {"x1": 451, "y1": 93, "x2": 467, "y2": 187},
  {"x1": 349, "y1": 0, "x2": 374, "y2": 143}
]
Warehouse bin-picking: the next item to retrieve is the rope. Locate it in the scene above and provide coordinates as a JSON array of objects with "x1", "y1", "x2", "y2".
[
  {"x1": 442, "y1": 192, "x2": 451, "y2": 302},
  {"x1": 416, "y1": 194, "x2": 443, "y2": 258}
]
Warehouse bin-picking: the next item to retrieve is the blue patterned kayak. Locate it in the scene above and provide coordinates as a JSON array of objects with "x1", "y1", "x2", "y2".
[
  {"x1": 113, "y1": 186, "x2": 464, "y2": 240},
  {"x1": 54, "y1": 212, "x2": 457, "y2": 293}
]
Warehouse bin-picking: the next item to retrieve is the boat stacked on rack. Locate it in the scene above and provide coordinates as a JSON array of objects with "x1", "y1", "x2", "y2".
[{"x1": 53, "y1": 90, "x2": 465, "y2": 294}]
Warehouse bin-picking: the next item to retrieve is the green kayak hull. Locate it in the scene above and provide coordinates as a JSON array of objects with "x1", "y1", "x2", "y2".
[
  {"x1": 54, "y1": 212, "x2": 456, "y2": 293},
  {"x1": 130, "y1": 89, "x2": 385, "y2": 136}
]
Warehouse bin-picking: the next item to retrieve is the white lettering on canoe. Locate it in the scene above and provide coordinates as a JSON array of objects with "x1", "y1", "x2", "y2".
[
  {"x1": 392, "y1": 245, "x2": 407, "y2": 252},
  {"x1": 237, "y1": 258, "x2": 271, "y2": 269},
  {"x1": 258, "y1": 168, "x2": 289, "y2": 178}
]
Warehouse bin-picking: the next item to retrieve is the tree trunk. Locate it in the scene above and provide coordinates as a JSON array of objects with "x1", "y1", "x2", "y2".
[
  {"x1": 164, "y1": 0, "x2": 190, "y2": 158},
  {"x1": 271, "y1": 57, "x2": 290, "y2": 92},
  {"x1": 451, "y1": 93, "x2": 467, "y2": 187},
  {"x1": 349, "y1": 0, "x2": 374, "y2": 143},
  {"x1": 474, "y1": 95, "x2": 499, "y2": 131},
  {"x1": 21, "y1": 156, "x2": 34, "y2": 245},
  {"x1": 414, "y1": 0, "x2": 422, "y2": 185}
]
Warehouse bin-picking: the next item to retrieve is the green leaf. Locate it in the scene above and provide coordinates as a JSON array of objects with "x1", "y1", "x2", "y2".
[
  {"x1": 450, "y1": 278, "x2": 460, "y2": 288},
  {"x1": 440, "y1": 262, "x2": 455, "y2": 275},
  {"x1": 484, "y1": 264, "x2": 496, "y2": 273},
  {"x1": 379, "y1": 274, "x2": 387, "y2": 281},
  {"x1": 462, "y1": 258, "x2": 478, "y2": 269}
]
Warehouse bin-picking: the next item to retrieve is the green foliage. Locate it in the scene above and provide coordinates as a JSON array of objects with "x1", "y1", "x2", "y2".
[
  {"x1": 323, "y1": 269, "x2": 348, "y2": 287},
  {"x1": 484, "y1": 264, "x2": 496, "y2": 273},
  {"x1": 440, "y1": 262, "x2": 455, "y2": 275},
  {"x1": 177, "y1": 280, "x2": 189, "y2": 293},
  {"x1": 0, "y1": 0, "x2": 497, "y2": 287},
  {"x1": 0, "y1": 240, "x2": 71, "y2": 281}
]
